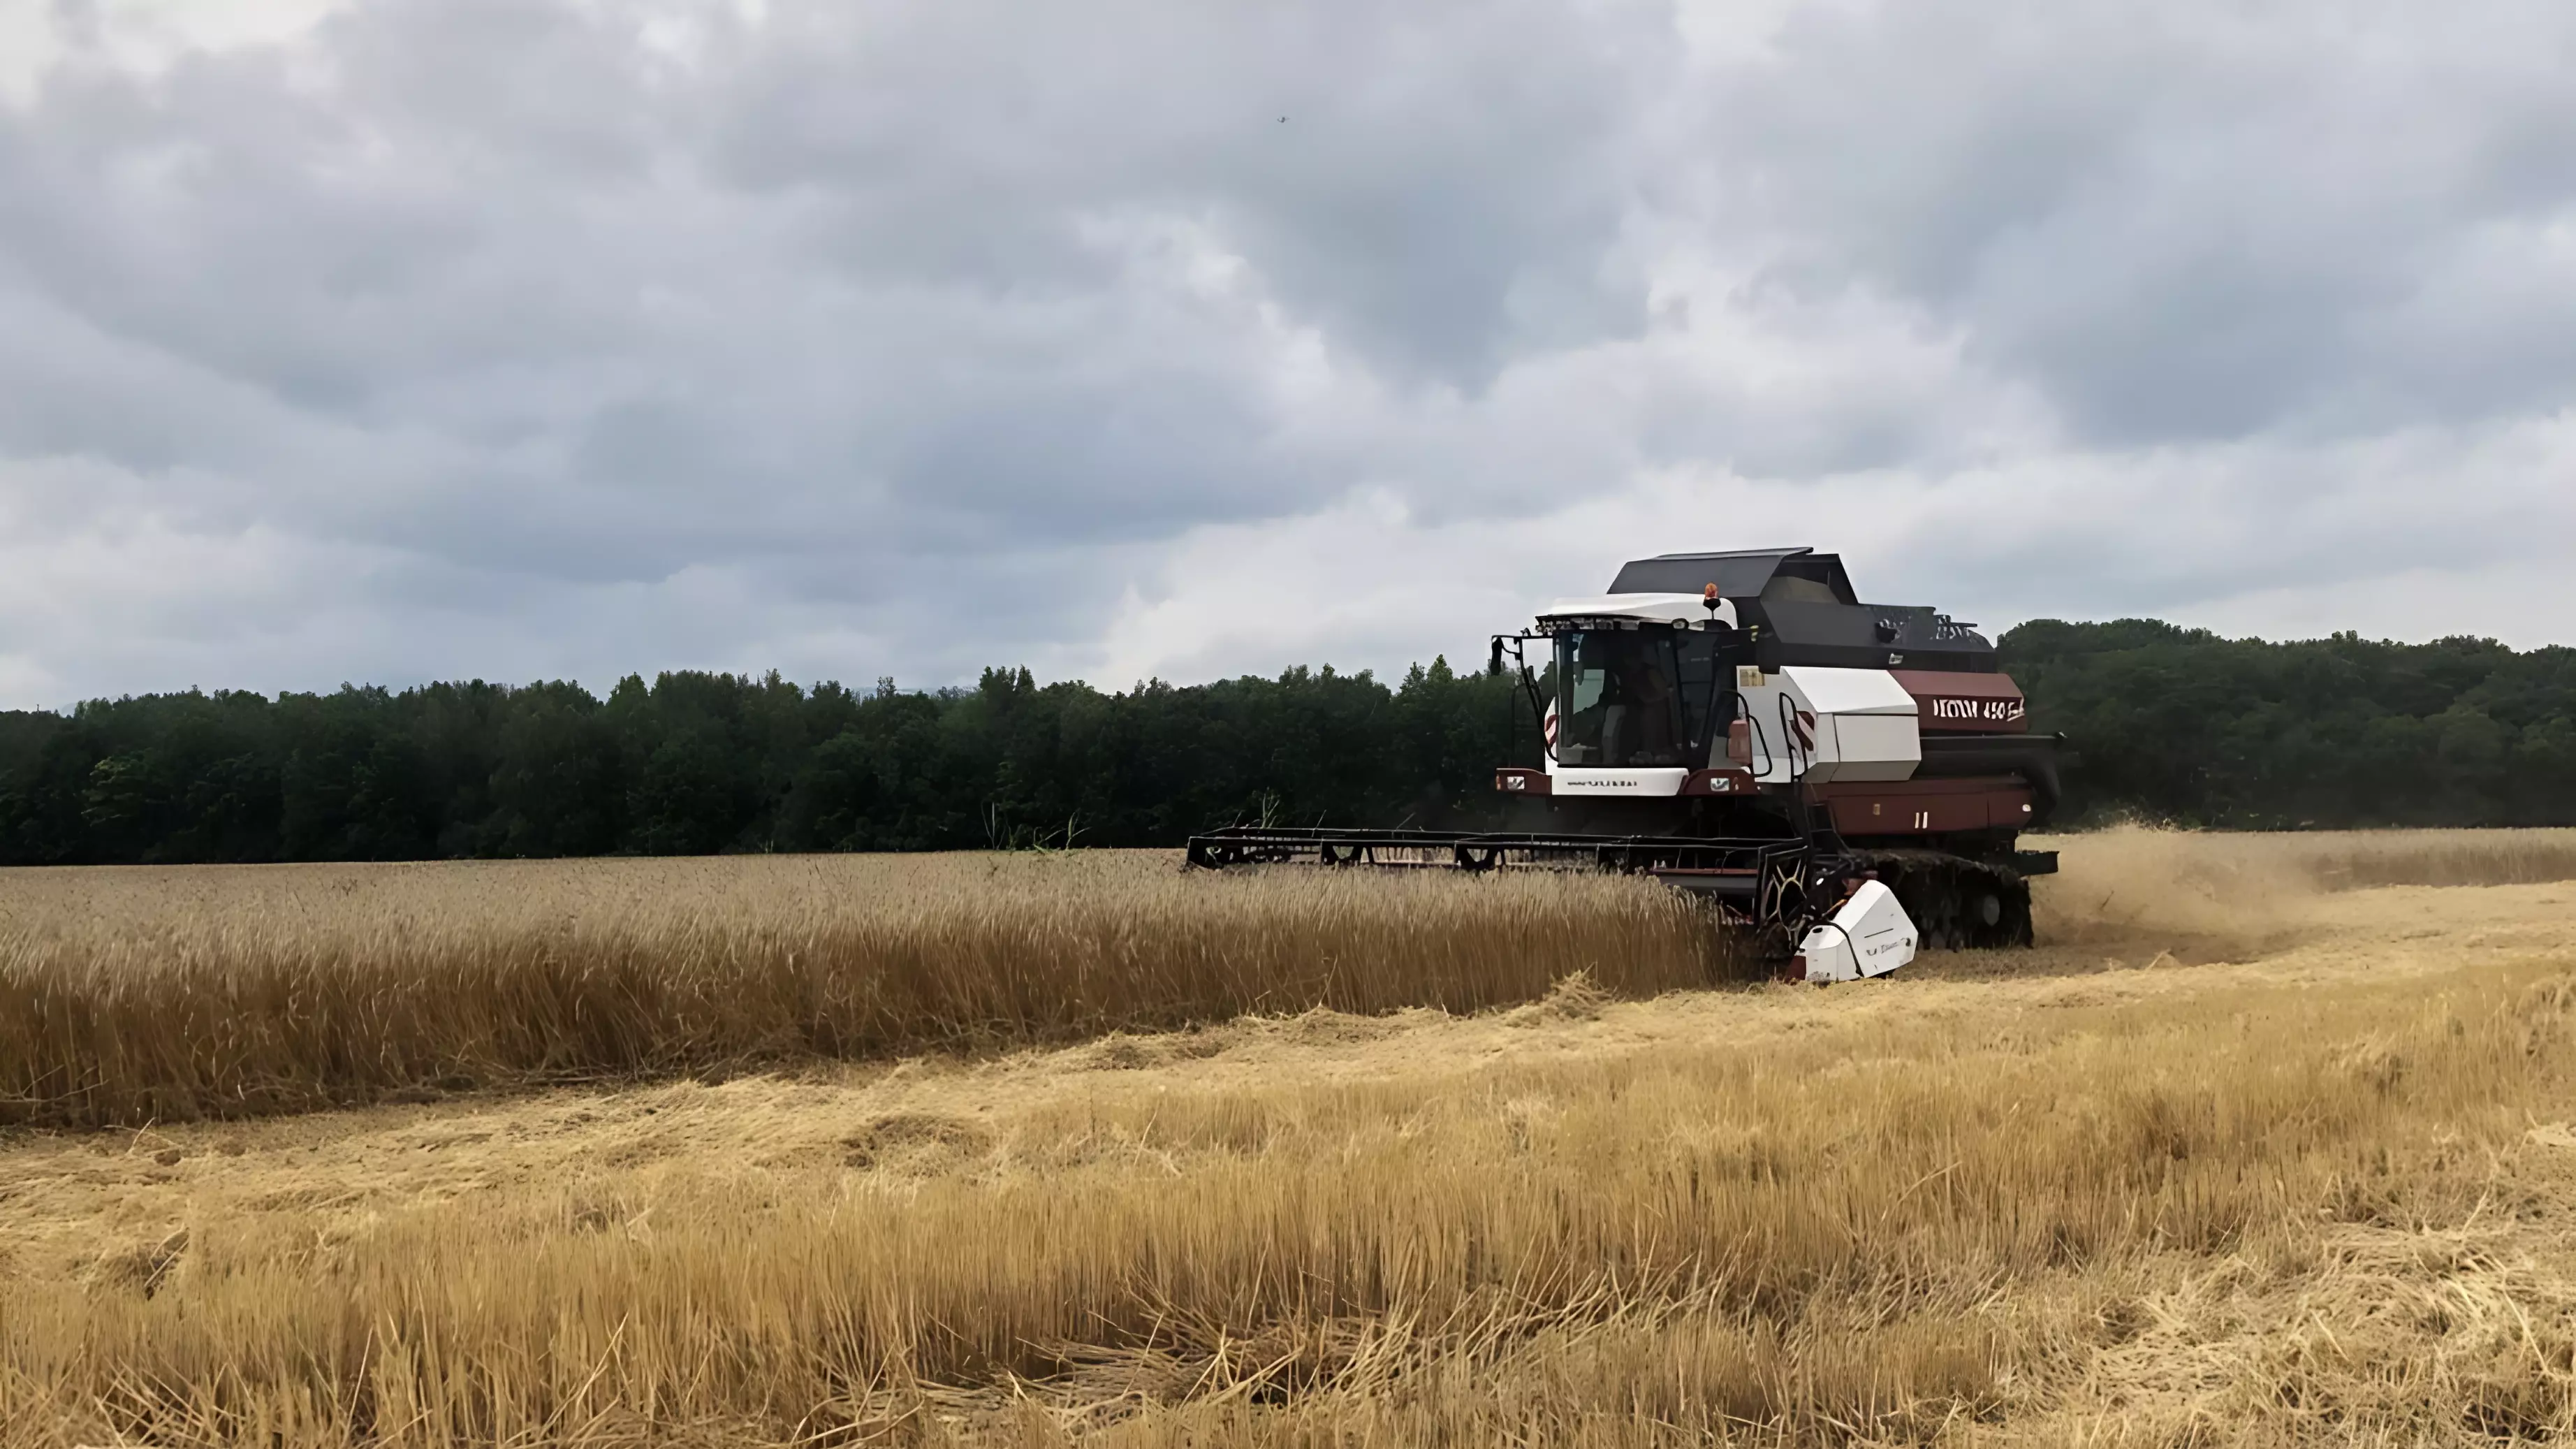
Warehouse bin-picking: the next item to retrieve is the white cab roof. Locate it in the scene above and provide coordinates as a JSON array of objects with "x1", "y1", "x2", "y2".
[{"x1": 1537, "y1": 593, "x2": 1739, "y2": 629}]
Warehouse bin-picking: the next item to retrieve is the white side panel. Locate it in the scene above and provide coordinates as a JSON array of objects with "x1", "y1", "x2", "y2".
[
  {"x1": 1815, "y1": 714, "x2": 1921, "y2": 782},
  {"x1": 1796, "y1": 882, "x2": 1917, "y2": 982},
  {"x1": 1549, "y1": 766, "x2": 1690, "y2": 797},
  {"x1": 1744, "y1": 667, "x2": 1922, "y2": 783},
  {"x1": 1739, "y1": 667, "x2": 1926, "y2": 783}
]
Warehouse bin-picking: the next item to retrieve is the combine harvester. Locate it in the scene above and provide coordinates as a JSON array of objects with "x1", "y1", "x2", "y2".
[{"x1": 1187, "y1": 548, "x2": 2063, "y2": 981}]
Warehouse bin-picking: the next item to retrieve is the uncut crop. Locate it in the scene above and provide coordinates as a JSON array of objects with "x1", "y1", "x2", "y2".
[
  {"x1": 0, "y1": 853, "x2": 1734, "y2": 1128},
  {"x1": 2284, "y1": 826, "x2": 2576, "y2": 889}
]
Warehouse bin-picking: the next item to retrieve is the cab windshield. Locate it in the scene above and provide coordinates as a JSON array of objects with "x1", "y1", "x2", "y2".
[{"x1": 1552, "y1": 627, "x2": 1718, "y2": 767}]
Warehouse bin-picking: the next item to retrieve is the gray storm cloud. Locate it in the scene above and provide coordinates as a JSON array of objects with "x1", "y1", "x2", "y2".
[{"x1": 0, "y1": 0, "x2": 2570, "y2": 706}]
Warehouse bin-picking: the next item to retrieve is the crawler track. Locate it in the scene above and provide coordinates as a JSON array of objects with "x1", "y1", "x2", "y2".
[{"x1": 1853, "y1": 848, "x2": 2035, "y2": 949}]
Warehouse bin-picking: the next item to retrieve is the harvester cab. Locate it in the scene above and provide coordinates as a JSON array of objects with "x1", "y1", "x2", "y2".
[
  {"x1": 1532, "y1": 592, "x2": 1739, "y2": 780},
  {"x1": 1188, "y1": 547, "x2": 2063, "y2": 974}
]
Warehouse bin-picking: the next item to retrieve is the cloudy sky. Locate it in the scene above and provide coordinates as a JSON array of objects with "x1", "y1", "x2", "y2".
[{"x1": 2, "y1": 0, "x2": 2571, "y2": 707}]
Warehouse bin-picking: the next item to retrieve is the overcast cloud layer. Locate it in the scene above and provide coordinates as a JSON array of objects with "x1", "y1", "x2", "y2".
[{"x1": 2, "y1": 0, "x2": 2572, "y2": 706}]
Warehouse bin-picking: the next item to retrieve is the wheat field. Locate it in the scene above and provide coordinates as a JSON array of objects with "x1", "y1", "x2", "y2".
[
  {"x1": 0, "y1": 855, "x2": 1734, "y2": 1129},
  {"x1": 6, "y1": 828, "x2": 2576, "y2": 1446}
]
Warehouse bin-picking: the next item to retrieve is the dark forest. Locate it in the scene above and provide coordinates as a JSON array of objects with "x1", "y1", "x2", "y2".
[{"x1": 3, "y1": 620, "x2": 2570, "y2": 865}]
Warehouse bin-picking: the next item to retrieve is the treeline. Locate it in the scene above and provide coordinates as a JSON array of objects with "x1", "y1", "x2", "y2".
[
  {"x1": 1, "y1": 621, "x2": 2573, "y2": 864},
  {"x1": 0, "y1": 663, "x2": 1522, "y2": 864},
  {"x1": 2008, "y1": 621, "x2": 2576, "y2": 829}
]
